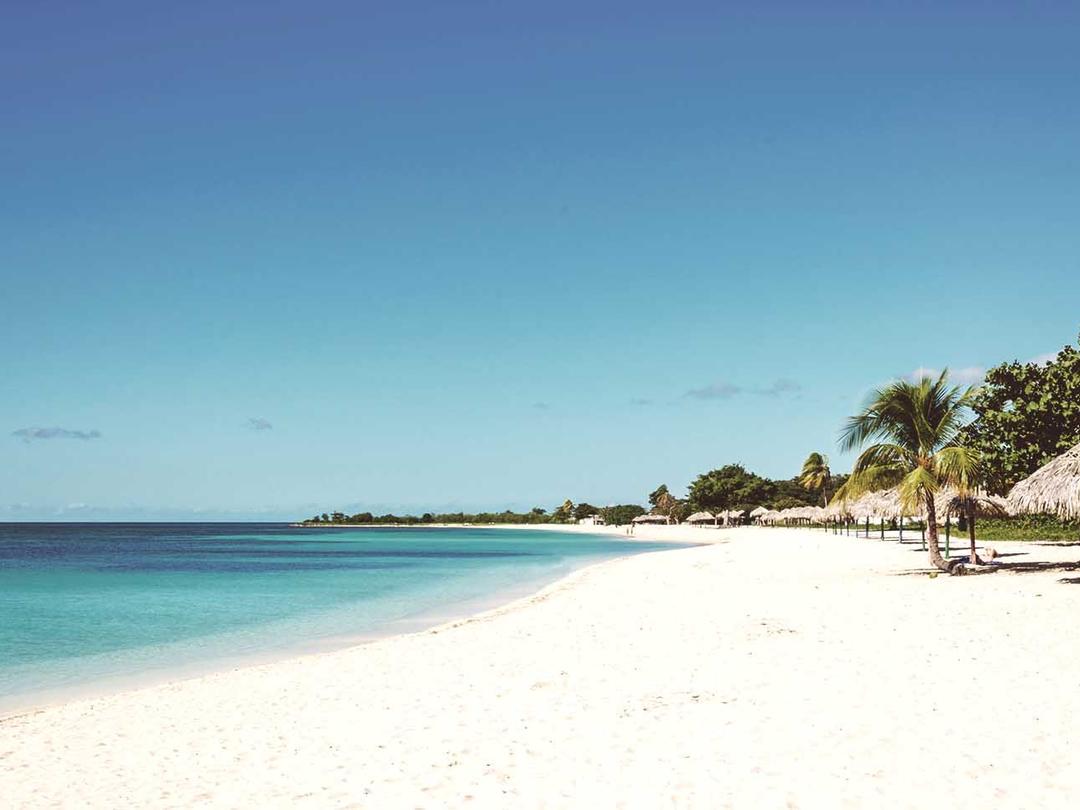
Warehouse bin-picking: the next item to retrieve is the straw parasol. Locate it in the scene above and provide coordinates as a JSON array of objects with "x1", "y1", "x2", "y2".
[
  {"x1": 847, "y1": 491, "x2": 884, "y2": 521},
  {"x1": 936, "y1": 488, "x2": 1008, "y2": 519},
  {"x1": 686, "y1": 511, "x2": 716, "y2": 525},
  {"x1": 1007, "y1": 442, "x2": 1080, "y2": 520},
  {"x1": 937, "y1": 488, "x2": 1009, "y2": 564},
  {"x1": 749, "y1": 506, "x2": 769, "y2": 518},
  {"x1": 632, "y1": 514, "x2": 671, "y2": 525},
  {"x1": 825, "y1": 499, "x2": 848, "y2": 518}
]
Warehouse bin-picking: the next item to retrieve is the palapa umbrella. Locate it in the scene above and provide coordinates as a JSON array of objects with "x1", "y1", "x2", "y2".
[
  {"x1": 686, "y1": 511, "x2": 716, "y2": 526},
  {"x1": 632, "y1": 514, "x2": 671, "y2": 525},
  {"x1": 936, "y1": 488, "x2": 1009, "y2": 564},
  {"x1": 1007, "y1": 442, "x2": 1080, "y2": 520}
]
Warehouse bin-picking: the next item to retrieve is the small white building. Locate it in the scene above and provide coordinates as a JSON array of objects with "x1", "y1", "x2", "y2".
[{"x1": 578, "y1": 515, "x2": 606, "y2": 526}]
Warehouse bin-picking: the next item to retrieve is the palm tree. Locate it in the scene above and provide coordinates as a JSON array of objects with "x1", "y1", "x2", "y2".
[
  {"x1": 839, "y1": 371, "x2": 980, "y2": 573},
  {"x1": 799, "y1": 452, "x2": 832, "y2": 507},
  {"x1": 655, "y1": 491, "x2": 677, "y2": 519}
]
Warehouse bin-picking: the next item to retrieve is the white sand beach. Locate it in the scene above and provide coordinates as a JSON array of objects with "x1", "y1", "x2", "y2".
[{"x1": 5, "y1": 526, "x2": 1080, "y2": 808}]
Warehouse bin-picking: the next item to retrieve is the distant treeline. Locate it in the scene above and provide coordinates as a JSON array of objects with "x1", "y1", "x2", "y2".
[
  {"x1": 301, "y1": 503, "x2": 648, "y2": 526},
  {"x1": 299, "y1": 470, "x2": 837, "y2": 527}
]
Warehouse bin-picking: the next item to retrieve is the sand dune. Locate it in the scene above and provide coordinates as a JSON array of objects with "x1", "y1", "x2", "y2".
[{"x1": 5, "y1": 526, "x2": 1080, "y2": 808}]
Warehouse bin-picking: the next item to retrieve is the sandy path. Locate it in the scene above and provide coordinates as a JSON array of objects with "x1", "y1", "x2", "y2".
[{"x1": 4, "y1": 527, "x2": 1080, "y2": 808}]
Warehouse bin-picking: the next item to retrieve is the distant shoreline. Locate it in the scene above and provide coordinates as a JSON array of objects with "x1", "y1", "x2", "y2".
[{"x1": 287, "y1": 527, "x2": 591, "y2": 533}]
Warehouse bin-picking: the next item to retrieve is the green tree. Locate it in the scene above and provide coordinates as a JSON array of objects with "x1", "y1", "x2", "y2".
[
  {"x1": 573, "y1": 502, "x2": 600, "y2": 520},
  {"x1": 654, "y1": 490, "x2": 677, "y2": 517},
  {"x1": 551, "y1": 499, "x2": 575, "y2": 523},
  {"x1": 648, "y1": 485, "x2": 670, "y2": 509},
  {"x1": 669, "y1": 499, "x2": 692, "y2": 524},
  {"x1": 840, "y1": 371, "x2": 980, "y2": 573},
  {"x1": 799, "y1": 452, "x2": 832, "y2": 507},
  {"x1": 687, "y1": 464, "x2": 771, "y2": 512},
  {"x1": 960, "y1": 332, "x2": 1080, "y2": 492},
  {"x1": 600, "y1": 504, "x2": 646, "y2": 525}
]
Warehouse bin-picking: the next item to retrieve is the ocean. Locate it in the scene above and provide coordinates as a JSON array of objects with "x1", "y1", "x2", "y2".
[{"x1": 0, "y1": 523, "x2": 680, "y2": 712}]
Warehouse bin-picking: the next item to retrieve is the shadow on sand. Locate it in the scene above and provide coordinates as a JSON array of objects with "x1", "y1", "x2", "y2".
[{"x1": 891, "y1": 554, "x2": 1079, "y2": 578}]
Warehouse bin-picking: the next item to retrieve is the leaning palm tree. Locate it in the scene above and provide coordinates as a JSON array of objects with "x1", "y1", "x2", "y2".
[
  {"x1": 799, "y1": 452, "x2": 832, "y2": 507},
  {"x1": 839, "y1": 371, "x2": 980, "y2": 573}
]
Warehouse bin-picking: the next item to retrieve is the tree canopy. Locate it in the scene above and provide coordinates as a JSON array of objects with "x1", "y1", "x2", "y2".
[
  {"x1": 961, "y1": 332, "x2": 1080, "y2": 492},
  {"x1": 687, "y1": 464, "x2": 772, "y2": 511}
]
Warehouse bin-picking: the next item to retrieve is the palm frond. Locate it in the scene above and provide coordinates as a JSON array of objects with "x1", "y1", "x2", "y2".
[
  {"x1": 799, "y1": 452, "x2": 831, "y2": 492},
  {"x1": 933, "y1": 445, "x2": 981, "y2": 492},
  {"x1": 845, "y1": 464, "x2": 905, "y2": 500},
  {"x1": 898, "y1": 465, "x2": 939, "y2": 512},
  {"x1": 851, "y1": 442, "x2": 916, "y2": 473}
]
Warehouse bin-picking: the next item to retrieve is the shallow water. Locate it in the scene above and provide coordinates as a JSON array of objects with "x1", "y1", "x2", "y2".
[{"x1": 0, "y1": 523, "x2": 681, "y2": 711}]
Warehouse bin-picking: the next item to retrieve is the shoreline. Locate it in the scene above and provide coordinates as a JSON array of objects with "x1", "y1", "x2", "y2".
[
  {"x1": 8, "y1": 526, "x2": 1080, "y2": 807},
  {"x1": 0, "y1": 526, "x2": 696, "y2": 719}
]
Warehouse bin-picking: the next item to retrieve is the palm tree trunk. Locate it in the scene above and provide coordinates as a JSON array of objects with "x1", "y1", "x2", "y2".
[
  {"x1": 924, "y1": 492, "x2": 951, "y2": 572},
  {"x1": 968, "y1": 505, "x2": 980, "y2": 565}
]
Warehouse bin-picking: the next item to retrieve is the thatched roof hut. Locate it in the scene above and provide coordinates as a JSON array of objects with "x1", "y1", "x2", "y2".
[
  {"x1": 1007, "y1": 443, "x2": 1080, "y2": 519},
  {"x1": 936, "y1": 488, "x2": 1009, "y2": 519},
  {"x1": 686, "y1": 511, "x2": 716, "y2": 525},
  {"x1": 749, "y1": 506, "x2": 769, "y2": 518},
  {"x1": 847, "y1": 491, "x2": 884, "y2": 520},
  {"x1": 632, "y1": 514, "x2": 672, "y2": 525},
  {"x1": 824, "y1": 500, "x2": 848, "y2": 518},
  {"x1": 773, "y1": 505, "x2": 824, "y2": 523}
]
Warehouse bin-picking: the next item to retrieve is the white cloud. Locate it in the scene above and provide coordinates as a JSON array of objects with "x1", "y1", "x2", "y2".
[
  {"x1": 13, "y1": 427, "x2": 102, "y2": 442},
  {"x1": 684, "y1": 378, "x2": 804, "y2": 401},
  {"x1": 903, "y1": 366, "x2": 985, "y2": 385},
  {"x1": 952, "y1": 366, "x2": 987, "y2": 384},
  {"x1": 755, "y1": 378, "x2": 802, "y2": 397},
  {"x1": 684, "y1": 381, "x2": 742, "y2": 400}
]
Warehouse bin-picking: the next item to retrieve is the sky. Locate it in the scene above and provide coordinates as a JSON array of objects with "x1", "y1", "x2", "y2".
[{"x1": 3, "y1": 1, "x2": 1079, "y2": 520}]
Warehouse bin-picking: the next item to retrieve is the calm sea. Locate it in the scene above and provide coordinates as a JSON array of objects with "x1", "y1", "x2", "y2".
[{"x1": 0, "y1": 523, "x2": 680, "y2": 711}]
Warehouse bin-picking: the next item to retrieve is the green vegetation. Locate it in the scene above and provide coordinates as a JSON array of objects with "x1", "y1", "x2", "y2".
[
  {"x1": 304, "y1": 508, "x2": 558, "y2": 526},
  {"x1": 960, "y1": 516, "x2": 1080, "y2": 543},
  {"x1": 686, "y1": 464, "x2": 848, "y2": 513},
  {"x1": 301, "y1": 468, "x2": 849, "y2": 527},
  {"x1": 600, "y1": 504, "x2": 647, "y2": 525},
  {"x1": 960, "y1": 332, "x2": 1080, "y2": 492},
  {"x1": 302, "y1": 501, "x2": 650, "y2": 527},
  {"x1": 799, "y1": 452, "x2": 832, "y2": 506}
]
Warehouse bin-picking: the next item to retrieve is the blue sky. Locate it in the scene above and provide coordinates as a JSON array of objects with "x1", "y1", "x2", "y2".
[{"x1": 3, "y1": 1, "x2": 1079, "y2": 520}]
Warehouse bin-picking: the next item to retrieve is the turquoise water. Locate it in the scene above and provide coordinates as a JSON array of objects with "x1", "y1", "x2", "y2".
[{"x1": 0, "y1": 523, "x2": 680, "y2": 711}]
